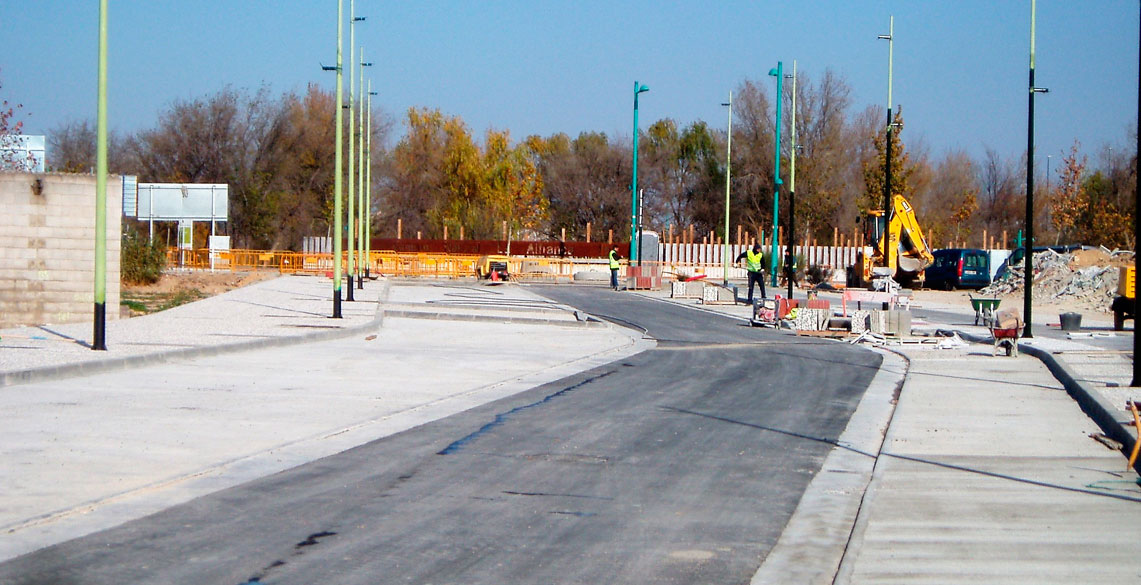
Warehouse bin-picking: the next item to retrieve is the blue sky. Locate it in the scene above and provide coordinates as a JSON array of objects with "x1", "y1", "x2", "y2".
[{"x1": 2, "y1": 1, "x2": 1137, "y2": 165}]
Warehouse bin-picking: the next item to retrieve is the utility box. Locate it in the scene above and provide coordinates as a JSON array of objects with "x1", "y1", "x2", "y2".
[{"x1": 638, "y1": 230, "x2": 660, "y2": 264}]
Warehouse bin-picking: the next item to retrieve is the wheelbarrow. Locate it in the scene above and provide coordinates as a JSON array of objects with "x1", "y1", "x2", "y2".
[
  {"x1": 991, "y1": 324, "x2": 1023, "y2": 357},
  {"x1": 969, "y1": 295, "x2": 1001, "y2": 327},
  {"x1": 990, "y1": 308, "x2": 1023, "y2": 357}
]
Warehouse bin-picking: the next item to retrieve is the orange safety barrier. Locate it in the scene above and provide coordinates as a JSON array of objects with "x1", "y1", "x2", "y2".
[{"x1": 165, "y1": 248, "x2": 524, "y2": 279}]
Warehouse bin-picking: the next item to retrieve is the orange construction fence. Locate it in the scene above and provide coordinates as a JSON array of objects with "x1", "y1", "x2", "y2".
[{"x1": 165, "y1": 248, "x2": 597, "y2": 280}]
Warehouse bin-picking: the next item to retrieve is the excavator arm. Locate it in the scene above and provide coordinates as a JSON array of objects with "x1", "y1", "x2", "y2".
[{"x1": 890, "y1": 195, "x2": 934, "y2": 273}]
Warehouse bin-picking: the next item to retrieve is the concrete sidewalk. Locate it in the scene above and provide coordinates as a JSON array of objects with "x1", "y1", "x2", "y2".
[
  {"x1": 0, "y1": 275, "x2": 647, "y2": 562},
  {"x1": 637, "y1": 285, "x2": 1141, "y2": 584}
]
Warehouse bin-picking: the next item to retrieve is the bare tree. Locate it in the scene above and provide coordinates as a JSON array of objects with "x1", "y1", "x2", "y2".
[
  {"x1": 731, "y1": 78, "x2": 776, "y2": 238},
  {"x1": 976, "y1": 148, "x2": 1024, "y2": 240}
]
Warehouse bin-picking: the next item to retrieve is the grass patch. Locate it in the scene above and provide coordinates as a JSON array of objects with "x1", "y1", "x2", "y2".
[{"x1": 121, "y1": 288, "x2": 207, "y2": 316}]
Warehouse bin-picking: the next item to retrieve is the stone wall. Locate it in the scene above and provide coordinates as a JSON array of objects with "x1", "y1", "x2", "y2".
[{"x1": 0, "y1": 172, "x2": 121, "y2": 328}]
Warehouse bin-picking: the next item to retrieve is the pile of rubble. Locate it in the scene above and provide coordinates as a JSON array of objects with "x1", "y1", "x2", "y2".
[{"x1": 981, "y1": 247, "x2": 1134, "y2": 312}]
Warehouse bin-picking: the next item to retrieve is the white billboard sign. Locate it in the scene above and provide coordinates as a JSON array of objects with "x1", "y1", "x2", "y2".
[{"x1": 136, "y1": 183, "x2": 229, "y2": 221}]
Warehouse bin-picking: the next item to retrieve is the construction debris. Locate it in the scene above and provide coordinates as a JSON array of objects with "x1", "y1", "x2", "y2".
[
  {"x1": 981, "y1": 247, "x2": 1134, "y2": 313},
  {"x1": 1089, "y1": 432, "x2": 1124, "y2": 451}
]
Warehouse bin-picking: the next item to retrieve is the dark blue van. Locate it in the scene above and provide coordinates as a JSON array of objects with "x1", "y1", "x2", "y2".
[{"x1": 926, "y1": 248, "x2": 991, "y2": 290}]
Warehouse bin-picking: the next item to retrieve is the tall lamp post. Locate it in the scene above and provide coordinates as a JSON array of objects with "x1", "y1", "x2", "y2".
[
  {"x1": 326, "y1": 0, "x2": 344, "y2": 318},
  {"x1": 358, "y1": 50, "x2": 372, "y2": 289},
  {"x1": 1025, "y1": 0, "x2": 1049, "y2": 337},
  {"x1": 1133, "y1": 0, "x2": 1140, "y2": 388},
  {"x1": 93, "y1": 0, "x2": 109, "y2": 350},
  {"x1": 767, "y1": 63, "x2": 783, "y2": 288},
  {"x1": 721, "y1": 92, "x2": 732, "y2": 287},
  {"x1": 367, "y1": 84, "x2": 377, "y2": 281},
  {"x1": 786, "y1": 62, "x2": 797, "y2": 299},
  {"x1": 878, "y1": 18, "x2": 894, "y2": 271},
  {"x1": 346, "y1": 3, "x2": 364, "y2": 301},
  {"x1": 630, "y1": 82, "x2": 649, "y2": 265}
]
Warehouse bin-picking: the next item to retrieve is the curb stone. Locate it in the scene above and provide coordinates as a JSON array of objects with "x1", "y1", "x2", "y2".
[{"x1": 0, "y1": 281, "x2": 389, "y2": 388}]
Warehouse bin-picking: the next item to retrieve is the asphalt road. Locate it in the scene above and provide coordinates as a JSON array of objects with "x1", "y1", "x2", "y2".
[{"x1": 1, "y1": 287, "x2": 881, "y2": 585}]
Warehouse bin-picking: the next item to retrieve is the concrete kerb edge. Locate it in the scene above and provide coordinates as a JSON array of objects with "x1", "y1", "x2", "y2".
[
  {"x1": 0, "y1": 281, "x2": 390, "y2": 388},
  {"x1": 629, "y1": 290, "x2": 754, "y2": 325},
  {"x1": 380, "y1": 309, "x2": 606, "y2": 328},
  {"x1": 954, "y1": 330, "x2": 1139, "y2": 473},
  {"x1": 751, "y1": 348, "x2": 907, "y2": 585}
]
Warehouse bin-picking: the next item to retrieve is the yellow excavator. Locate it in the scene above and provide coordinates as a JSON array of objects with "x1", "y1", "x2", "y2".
[{"x1": 847, "y1": 194, "x2": 935, "y2": 289}]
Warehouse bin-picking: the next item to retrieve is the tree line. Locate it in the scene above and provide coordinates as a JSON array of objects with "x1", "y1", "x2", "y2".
[{"x1": 22, "y1": 69, "x2": 1138, "y2": 251}]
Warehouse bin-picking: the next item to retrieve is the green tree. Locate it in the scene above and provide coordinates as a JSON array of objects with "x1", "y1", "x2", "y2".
[
  {"x1": 533, "y1": 131, "x2": 629, "y2": 241},
  {"x1": 861, "y1": 110, "x2": 917, "y2": 214}
]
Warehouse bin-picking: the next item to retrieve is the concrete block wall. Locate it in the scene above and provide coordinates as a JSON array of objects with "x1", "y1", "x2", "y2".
[{"x1": 1, "y1": 172, "x2": 121, "y2": 328}]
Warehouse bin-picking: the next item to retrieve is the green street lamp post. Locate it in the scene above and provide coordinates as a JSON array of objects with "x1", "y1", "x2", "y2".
[
  {"x1": 329, "y1": 0, "x2": 344, "y2": 317},
  {"x1": 721, "y1": 92, "x2": 732, "y2": 287},
  {"x1": 358, "y1": 50, "x2": 372, "y2": 289},
  {"x1": 93, "y1": 0, "x2": 109, "y2": 350},
  {"x1": 368, "y1": 84, "x2": 377, "y2": 281},
  {"x1": 346, "y1": 2, "x2": 364, "y2": 301},
  {"x1": 630, "y1": 81, "x2": 649, "y2": 265},
  {"x1": 768, "y1": 62, "x2": 783, "y2": 288}
]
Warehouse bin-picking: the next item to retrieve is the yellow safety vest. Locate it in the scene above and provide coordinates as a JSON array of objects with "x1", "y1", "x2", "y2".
[
  {"x1": 608, "y1": 250, "x2": 620, "y2": 269},
  {"x1": 746, "y1": 249, "x2": 763, "y2": 273}
]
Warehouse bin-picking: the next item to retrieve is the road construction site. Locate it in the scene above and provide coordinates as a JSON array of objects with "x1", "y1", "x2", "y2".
[{"x1": 1, "y1": 273, "x2": 1139, "y2": 584}]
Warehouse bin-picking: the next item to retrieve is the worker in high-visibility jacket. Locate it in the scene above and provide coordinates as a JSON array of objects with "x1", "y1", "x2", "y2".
[
  {"x1": 735, "y1": 243, "x2": 766, "y2": 304},
  {"x1": 608, "y1": 246, "x2": 622, "y2": 290}
]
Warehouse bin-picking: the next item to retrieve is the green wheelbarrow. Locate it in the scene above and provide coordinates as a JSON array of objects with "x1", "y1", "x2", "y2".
[{"x1": 969, "y1": 295, "x2": 1001, "y2": 327}]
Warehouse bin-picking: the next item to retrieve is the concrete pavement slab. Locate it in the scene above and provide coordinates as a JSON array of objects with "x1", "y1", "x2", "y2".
[{"x1": 835, "y1": 346, "x2": 1141, "y2": 585}]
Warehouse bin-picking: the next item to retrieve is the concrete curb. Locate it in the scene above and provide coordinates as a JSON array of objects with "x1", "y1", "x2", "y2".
[
  {"x1": 628, "y1": 291, "x2": 754, "y2": 325},
  {"x1": 955, "y1": 330, "x2": 1139, "y2": 472},
  {"x1": 380, "y1": 309, "x2": 606, "y2": 327},
  {"x1": 751, "y1": 349, "x2": 907, "y2": 585},
  {"x1": 0, "y1": 282, "x2": 390, "y2": 388}
]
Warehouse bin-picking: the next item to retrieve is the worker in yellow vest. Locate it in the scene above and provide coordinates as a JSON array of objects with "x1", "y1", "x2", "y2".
[
  {"x1": 735, "y1": 243, "x2": 766, "y2": 304},
  {"x1": 608, "y1": 246, "x2": 622, "y2": 290}
]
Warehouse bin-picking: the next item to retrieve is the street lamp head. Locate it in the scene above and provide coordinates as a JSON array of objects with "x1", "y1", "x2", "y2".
[
  {"x1": 369, "y1": 91, "x2": 378, "y2": 96},
  {"x1": 362, "y1": 62, "x2": 373, "y2": 67},
  {"x1": 768, "y1": 68, "x2": 779, "y2": 77},
  {"x1": 637, "y1": 84, "x2": 649, "y2": 94},
  {"x1": 721, "y1": 102, "x2": 730, "y2": 107},
  {"x1": 1032, "y1": 87, "x2": 1049, "y2": 94},
  {"x1": 877, "y1": 34, "x2": 892, "y2": 40},
  {"x1": 353, "y1": 16, "x2": 366, "y2": 22}
]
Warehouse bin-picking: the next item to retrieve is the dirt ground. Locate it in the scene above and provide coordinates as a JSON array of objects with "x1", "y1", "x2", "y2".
[
  {"x1": 909, "y1": 288, "x2": 1116, "y2": 326},
  {"x1": 125, "y1": 270, "x2": 278, "y2": 296},
  {"x1": 121, "y1": 270, "x2": 279, "y2": 316}
]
